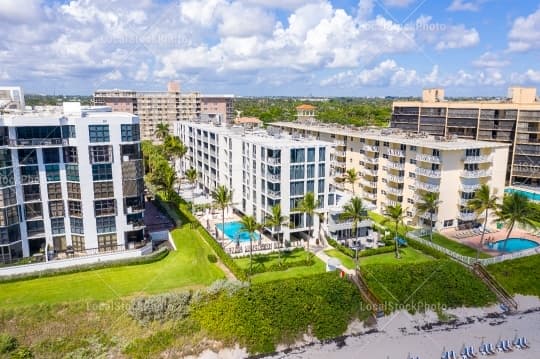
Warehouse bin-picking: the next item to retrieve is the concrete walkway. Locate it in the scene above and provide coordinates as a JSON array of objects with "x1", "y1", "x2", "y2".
[{"x1": 311, "y1": 245, "x2": 355, "y2": 275}]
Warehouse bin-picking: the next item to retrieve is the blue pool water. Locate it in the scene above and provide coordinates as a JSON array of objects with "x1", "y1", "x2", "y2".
[
  {"x1": 216, "y1": 221, "x2": 260, "y2": 242},
  {"x1": 486, "y1": 238, "x2": 539, "y2": 253},
  {"x1": 505, "y1": 188, "x2": 540, "y2": 202}
]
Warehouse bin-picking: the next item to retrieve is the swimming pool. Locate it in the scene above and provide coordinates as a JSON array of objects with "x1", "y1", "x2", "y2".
[
  {"x1": 504, "y1": 188, "x2": 540, "y2": 202},
  {"x1": 486, "y1": 238, "x2": 539, "y2": 253},
  {"x1": 216, "y1": 221, "x2": 260, "y2": 243}
]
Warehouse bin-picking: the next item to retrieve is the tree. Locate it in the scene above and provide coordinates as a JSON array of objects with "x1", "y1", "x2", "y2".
[
  {"x1": 384, "y1": 204, "x2": 406, "y2": 259},
  {"x1": 467, "y1": 184, "x2": 498, "y2": 261},
  {"x1": 211, "y1": 185, "x2": 233, "y2": 241},
  {"x1": 152, "y1": 164, "x2": 177, "y2": 201},
  {"x1": 344, "y1": 168, "x2": 358, "y2": 194},
  {"x1": 163, "y1": 135, "x2": 187, "y2": 165},
  {"x1": 155, "y1": 122, "x2": 170, "y2": 141},
  {"x1": 239, "y1": 215, "x2": 262, "y2": 279},
  {"x1": 416, "y1": 192, "x2": 442, "y2": 242},
  {"x1": 265, "y1": 204, "x2": 288, "y2": 265},
  {"x1": 340, "y1": 197, "x2": 367, "y2": 269},
  {"x1": 185, "y1": 167, "x2": 198, "y2": 200},
  {"x1": 495, "y1": 192, "x2": 538, "y2": 251},
  {"x1": 296, "y1": 192, "x2": 319, "y2": 263}
]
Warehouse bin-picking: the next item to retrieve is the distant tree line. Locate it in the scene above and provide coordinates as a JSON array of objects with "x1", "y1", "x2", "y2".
[{"x1": 24, "y1": 95, "x2": 92, "y2": 107}]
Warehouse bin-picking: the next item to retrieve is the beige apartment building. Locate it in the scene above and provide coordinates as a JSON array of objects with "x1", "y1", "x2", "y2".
[
  {"x1": 391, "y1": 87, "x2": 540, "y2": 196},
  {"x1": 271, "y1": 121, "x2": 509, "y2": 231},
  {"x1": 94, "y1": 82, "x2": 234, "y2": 140}
]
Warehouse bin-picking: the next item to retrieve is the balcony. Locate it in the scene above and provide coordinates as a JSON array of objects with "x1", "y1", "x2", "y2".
[
  {"x1": 388, "y1": 175, "x2": 405, "y2": 183},
  {"x1": 334, "y1": 140, "x2": 346, "y2": 147},
  {"x1": 361, "y1": 179, "x2": 377, "y2": 188},
  {"x1": 267, "y1": 157, "x2": 281, "y2": 165},
  {"x1": 127, "y1": 220, "x2": 146, "y2": 230},
  {"x1": 460, "y1": 183, "x2": 481, "y2": 192},
  {"x1": 363, "y1": 145, "x2": 379, "y2": 152},
  {"x1": 9, "y1": 138, "x2": 67, "y2": 147},
  {"x1": 459, "y1": 198, "x2": 471, "y2": 206},
  {"x1": 266, "y1": 172, "x2": 281, "y2": 182},
  {"x1": 267, "y1": 190, "x2": 281, "y2": 199},
  {"x1": 386, "y1": 187, "x2": 404, "y2": 196},
  {"x1": 387, "y1": 162, "x2": 405, "y2": 170},
  {"x1": 387, "y1": 149, "x2": 405, "y2": 157},
  {"x1": 458, "y1": 212, "x2": 476, "y2": 221},
  {"x1": 328, "y1": 218, "x2": 372, "y2": 232},
  {"x1": 415, "y1": 167, "x2": 441, "y2": 178},
  {"x1": 334, "y1": 151, "x2": 346, "y2": 157},
  {"x1": 460, "y1": 170, "x2": 492, "y2": 178},
  {"x1": 415, "y1": 153, "x2": 441, "y2": 164},
  {"x1": 463, "y1": 155, "x2": 492, "y2": 164},
  {"x1": 363, "y1": 169, "x2": 378, "y2": 177},
  {"x1": 419, "y1": 211, "x2": 438, "y2": 221},
  {"x1": 415, "y1": 181, "x2": 440, "y2": 192},
  {"x1": 364, "y1": 192, "x2": 377, "y2": 200},
  {"x1": 385, "y1": 200, "x2": 400, "y2": 207},
  {"x1": 364, "y1": 156, "x2": 379, "y2": 165}
]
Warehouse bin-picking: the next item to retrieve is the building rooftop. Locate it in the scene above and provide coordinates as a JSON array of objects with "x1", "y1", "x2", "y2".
[
  {"x1": 296, "y1": 104, "x2": 316, "y2": 110},
  {"x1": 272, "y1": 121, "x2": 510, "y2": 150},
  {"x1": 234, "y1": 116, "x2": 262, "y2": 125}
]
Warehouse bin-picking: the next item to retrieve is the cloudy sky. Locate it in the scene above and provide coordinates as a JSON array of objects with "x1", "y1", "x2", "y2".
[{"x1": 1, "y1": 0, "x2": 540, "y2": 96}]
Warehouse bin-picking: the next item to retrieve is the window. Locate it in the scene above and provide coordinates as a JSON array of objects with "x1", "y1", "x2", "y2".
[
  {"x1": 94, "y1": 182, "x2": 114, "y2": 199},
  {"x1": 290, "y1": 181, "x2": 304, "y2": 196},
  {"x1": 318, "y1": 179, "x2": 325, "y2": 193},
  {"x1": 26, "y1": 220, "x2": 44, "y2": 237},
  {"x1": 71, "y1": 235, "x2": 85, "y2": 251},
  {"x1": 406, "y1": 211, "x2": 413, "y2": 217},
  {"x1": 51, "y1": 218, "x2": 65, "y2": 234},
  {"x1": 67, "y1": 182, "x2": 81, "y2": 199},
  {"x1": 383, "y1": 142, "x2": 389, "y2": 147},
  {"x1": 66, "y1": 165, "x2": 79, "y2": 181},
  {"x1": 383, "y1": 154, "x2": 388, "y2": 159},
  {"x1": 432, "y1": 149, "x2": 440, "y2": 157},
  {"x1": 121, "y1": 124, "x2": 140, "y2": 142},
  {"x1": 96, "y1": 216, "x2": 116, "y2": 233},
  {"x1": 290, "y1": 165, "x2": 305, "y2": 180},
  {"x1": 70, "y1": 217, "x2": 84, "y2": 234},
  {"x1": 20, "y1": 166, "x2": 39, "y2": 184},
  {"x1": 42, "y1": 148, "x2": 60, "y2": 164},
  {"x1": 443, "y1": 219, "x2": 454, "y2": 227},
  {"x1": 318, "y1": 163, "x2": 325, "y2": 177},
  {"x1": 61, "y1": 125, "x2": 76, "y2": 138},
  {"x1": 68, "y1": 201, "x2": 83, "y2": 217},
  {"x1": 45, "y1": 165, "x2": 60, "y2": 182},
  {"x1": 0, "y1": 187, "x2": 17, "y2": 207},
  {"x1": 94, "y1": 199, "x2": 116, "y2": 216},
  {"x1": 319, "y1": 147, "x2": 326, "y2": 161},
  {"x1": 409, "y1": 172, "x2": 416, "y2": 178},
  {"x1": 306, "y1": 164, "x2": 315, "y2": 178},
  {"x1": 410, "y1": 159, "x2": 416, "y2": 164},
  {"x1": 92, "y1": 164, "x2": 112, "y2": 181},
  {"x1": 89, "y1": 145, "x2": 113, "y2": 163},
  {"x1": 24, "y1": 202, "x2": 43, "y2": 220},
  {"x1": 89, "y1": 125, "x2": 110, "y2": 143},
  {"x1": 465, "y1": 148, "x2": 480, "y2": 157},
  {"x1": 290, "y1": 148, "x2": 305, "y2": 163},
  {"x1": 47, "y1": 183, "x2": 62, "y2": 199},
  {"x1": 63, "y1": 147, "x2": 78, "y2": 163},
  {"x1": 23, "y1": 184, "x2": 40, "y2": 202},
  {"x1": 407, "y1": 198, "x2": 414, "y2": 204},
  {"x1": 0, "y1": 149, "x2": 12, "y2": 168},
  {"x1": 307, "y1": 148, "x2": 316, "y2": 162},
  {"x1": 98, "y1": 234, "x2": 117, "y2": 252},
  {"x1": 49, "y1": 201, "x2": 65, "y2": 217},
  {"x1": 17, "y1": 149, "x2": 37, "y2": 165},
  {"x1": 410, "y1": 146, "x2": 417, "y2": 151},
  {"x1": 306, "y1": 180, "x2": 314, "y2": 193}
]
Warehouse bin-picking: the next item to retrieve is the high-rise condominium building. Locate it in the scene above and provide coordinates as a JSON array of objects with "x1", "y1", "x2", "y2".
[
  {"x1": 391, "y1": 87, "x2": 540, "y2": 196},
  {"x1": 0, "y1": 102, "x2": 145, "y2": 263},
  {"x1": 94, "y1": 82, "x2": 234, "y2": 140},
  {"x1": 0, "y1": 86, "x2": 25, "y2": 111},
  {"x1": 271, "y1": 121, "x2": 509, "y2": 231},
  {"x1": 175, "y1": 121, "x2": 359, "y2": 242}
]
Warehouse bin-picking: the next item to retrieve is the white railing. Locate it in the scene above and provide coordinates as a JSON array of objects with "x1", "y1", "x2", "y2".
[
  {"x1": 224, "y1": 240, "x2": 305, "y2": 257},
  {"x1": 458, "y1": 212, "x2": 476, "y2": 221},
  {"x1": 334, "y1": 140, "x2": 346, "y2": 146},
  {"x1": 334, "y1": 151, "x2": 346, "y2": 157},
  {"x1": 387, "y1": 149, "x2": 405, "y2": 157},
  {"x1": 387, "y1": 162, "x2": 405, "y2": 170},
  {"x1": 479, "y1": 246, "x2": 540, "y2": 265},
  {"x1": 267, "y1": 190, "x2": 281, "y2": 198},
  {"x1": 415, "y1": 167, "x2": 442, "y2": 178},
  {"x1": 415, "y1": 181, "x2": 440, "y2": 192},
  {"x1": 460, "y1": 170, "x2": 492, "y2": 178},
  {"x1": 266, "y1": 173, "x2": 281, "y2": 181},
  {"x1": 363, "y1": 169, "x2": 379, "y2": 177},
  {"x1": 363, "y1": 145, "x2": 379, "y2": 152},
  {"x1": 267, "y1": 157, "x2": 281, "y2": 165},
  {"x1": 463, "y1": 155, "x2": 492, "y2": 164},
  {"x1": 460, "y1": 184, "x2": 481, "y2": 192},
  {"x1": 364, "y1": 156, "x2": 379, "y2": 164},
  {"x1": 388, "y1": 175, "x2": 405, "y2": 183},
  {"x1": 459, "y1": 198, "x2": 471, "y2": 206},
  {"x1": 385, "y1": 200, "x2": 400, "y2": 207},
  {"x1": 364, "y1": 193, "x2": 377, "y2": 200},
  {"x1": 416, "y1": 153, "x2": 441, "y2": 164},
  {"x1": 361, "y1": 179, "x2": 377, "y2": 188},
  {"x1": 419, "y1": 211, "x2": 437, "y2": 221},
  {"x1": 386, "y1": 187, "x2": 403, "y2": 196}
]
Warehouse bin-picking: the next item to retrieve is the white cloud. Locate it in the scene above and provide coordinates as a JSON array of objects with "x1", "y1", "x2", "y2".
[
  {"x1": 0, "y1": 0, "x2": 42, "y2": 23},
  {"x1": 357, "y1": 0, "x2": 373, "y2": 20},
  {"x1": 508, "y1": 8, "x2": 540, "y2": 52},
  {"x1": 472, "y1": 52, "x2": 509, "y2": 68},
  {"x1": 435, "y1": 25, "x2": 479, "y2": 50},
  {"x1": 134, "y1": 63, "x2": 149, "y2": 81},
  {"x1": 447, "y1": 0, "x2": 487, "y2": 12},
  {"x1": 511, "y1": 69, "x2": 540, "y2": 84},
  {"x1": 382, "y1": 0, "x2": 416, "y2": 7},
  {"x1": 103, "y1": 70, "x2": 123, "y2": 81},
  {"x1": 0, "y1": 70, "x2": 10, "y2": 80}
]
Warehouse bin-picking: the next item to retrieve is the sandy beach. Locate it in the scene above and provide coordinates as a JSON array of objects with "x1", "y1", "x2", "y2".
[{"x1": 194, "y1": 296, "x2": 540, "y2": 359}]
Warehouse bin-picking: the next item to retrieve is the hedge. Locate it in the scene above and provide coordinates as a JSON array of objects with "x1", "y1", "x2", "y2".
[
  {"x1": 0, "y1": 247, "x2": 169, "y2": 284},
  {"x1": 405, "y1": 236, "x2": 447, "y2": 260},
  {"x1": 327, "y1": 237, "x2": 396, "y2": 258}
]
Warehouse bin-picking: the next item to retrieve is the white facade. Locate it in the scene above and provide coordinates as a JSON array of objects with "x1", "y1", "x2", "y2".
[
  {"x1": 175, "y1": 121, "x2": 333, "y2": 242},
  {"x1": 0, "y1": 103, "x2": 144, "y2": 263},
  {"x1": 0, "y1": 86, "x2": 25, "y2": 111}
]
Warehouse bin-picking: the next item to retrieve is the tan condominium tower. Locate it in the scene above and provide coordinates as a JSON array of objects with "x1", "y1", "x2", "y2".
[
  {"x1": 391, "y1": 87, "x2": 540, "y2": 199},
  {"x1": 94, "y1": 82, "x2": 234, "y2": 141}
]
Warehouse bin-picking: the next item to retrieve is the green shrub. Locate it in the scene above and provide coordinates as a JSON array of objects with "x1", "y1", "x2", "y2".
[
  {"x1": 327, "y1": 237, "x2": 395, "y2": 258},
  {"x1": 207, "y1": 254, "x2": 217, "y2": 263},
  {"x1": 10, "y1": 347, "x2": 33, "y2": 359},
  {"x1": 488, "y1": 254, "x2": 540, "y2": 297},
  {"x1": 405, "y1": 237, "x2": 447, "y2": 259},
  {"x1": 128, "y1": 292, "x2": 192, "y2": 324},
  {"x1": 326, "y1": 237, "x2": 355, "y2": 257},
  {"x1": 0, "y1": 333, "x2": 18, "y2": 354}
]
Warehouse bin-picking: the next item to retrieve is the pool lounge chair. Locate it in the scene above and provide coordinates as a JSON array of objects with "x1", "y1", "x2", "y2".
[{"x1": 466, "y1": 346, "x2": 477, "y2": 358}]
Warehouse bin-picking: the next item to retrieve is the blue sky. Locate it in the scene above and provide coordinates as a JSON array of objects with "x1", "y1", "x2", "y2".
[{"x1": 1, "y1": 0, "x2": 540, "y2": 97}]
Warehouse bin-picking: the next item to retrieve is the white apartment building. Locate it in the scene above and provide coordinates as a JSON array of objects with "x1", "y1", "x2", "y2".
[
  {"x1": 175, "y1": 121, "x2": 336, "y2": 242},
  {"x1": 0, "y1": 103, "x2": 145, "y2": 263},
  {"x1": 0, "y1": 86, "x2": 25, "y2": 111},
  {"x1": 272, "y1": 121, "x2": 510, "y2": 231}
]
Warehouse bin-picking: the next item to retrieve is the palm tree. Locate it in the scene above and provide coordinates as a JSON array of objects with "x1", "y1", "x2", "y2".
[
  {"x1": 467, "y1": 184, "x2": 498, "y2": 261},
  {"x1": 296, "y1": 192, "x2": 319, "y2": 263},
  {"x1": 416, "y1": 192, "x2": 442, "y2": 242},
  {"x1": 384, "y1": 204, "x2": 406, "y2": 259},
  {"x1": 340, "y1": 197, "x2": 367, "y2": 269},
  {"x1": 344, "y1": 168, "x2": 358, "y2": 194},
  {"x1": 239, "y1": 215, "x2": 262, "y2": 279},
  {"x1": 211, "y1": 185, "x2": 233, "y2": 241},
  {"x1": 265, "y1": 204, "x2": 288, "y2": 264},
  {"x1": 494, "y1": 192, "x2": 538, "y2": 251},
  {"x1": 153, "y1": 165, "x2": 176, "y2": 201},
  {"x1": 185, "y1": 167, "x2": 198, "y2": 200},
  {"x1": 154, "y1": 122, "x2": 170, "y2": 141}
]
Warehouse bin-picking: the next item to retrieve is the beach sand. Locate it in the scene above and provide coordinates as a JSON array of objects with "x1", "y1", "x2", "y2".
[{"x1": 194, "y1": 295, "x2": 540, "y2": 359}]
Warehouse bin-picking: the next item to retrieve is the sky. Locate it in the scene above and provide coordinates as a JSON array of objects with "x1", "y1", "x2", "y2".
[{"x1": 1, "y1": 0, "x2": 540, "y2": 97}]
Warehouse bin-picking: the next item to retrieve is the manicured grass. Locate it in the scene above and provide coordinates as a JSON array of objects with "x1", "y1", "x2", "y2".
[
  {"x1": 325, "y1": 247, "x2": 434, "y2": 270},
  {"x1": 0, "y1": 226, "x2": 225, "y2": 308},
  {"x1": 369, "y1": 211, "x2": 412, "y2": 234},
  {"x1": 425, "y1": 233, "x2": 491, "y2": 259},
  {"x1": 250, "y1": 257, "x2": 326, "y2": 284},
  {"x1": 324, "y1": 249, "x2": 356, "y2": 269},
  {"x1": 233, "y1": 248, "x2": 309, "y2": 272},
  {"x1": 488, "y1": 254, "x2": 540, "y2": 297}
]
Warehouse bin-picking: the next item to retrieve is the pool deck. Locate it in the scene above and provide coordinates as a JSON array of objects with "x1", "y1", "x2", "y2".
[{"x1": 441, "y1": 228, "x2": 540, "y2": 256}]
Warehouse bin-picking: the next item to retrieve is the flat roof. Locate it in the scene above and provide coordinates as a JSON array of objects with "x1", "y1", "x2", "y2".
[
  {"x1": 272, "y1": 121, "x2": 510, "y2": 150},
  {"x1": 392, "y1": 100, "x2": 540, "y2": 110}
]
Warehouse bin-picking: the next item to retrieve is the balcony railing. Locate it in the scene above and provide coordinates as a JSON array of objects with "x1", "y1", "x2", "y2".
[
  {"x1": 386, "y1": 187, "x2": 403, "y2": 196},
  {"x1": 387, "y1": 149, "x2": 405, "y2": 157},
  {"x1": 460, "y1": 170, "x2": 492, "y2": 178},
  {"x1": 459, "y1": 198, "x2": 471, "y2": 206},
  {"x1": 387, "y1": 162, "x2": 405, "y2": 170},
  {"x1": 385, "y1": 200, "x2": 400, "y2": 207},
  {"x1": 363, "y1": 145, "x2": 379, "y2": 152},
  {"x1": 267, "y1": 157, "x2": 281, "y2": 165},
  {"x1": 415, "y1": 153, "x2": 441, "y2": 164},
  {"x1": 415, "y1": 167, "x2": 442, "y2": 178},
  {"x1": 127, "y1": 220, "x2": 146, "y2": 230},
  {"x1": 419, "y1": 211, "x2": 438, "y2": 221},
  {"x1": 463, "y1": 155, "x2": 492, "y2": 164},
  {"x1": 415, "y1": 181, "x2": 440, "y2": 192},
  {"x1": 361, "y1": 179, "x2": 377, "y2": 188},
  {"x1": 334, "y1": 151, "x2": 346, "y2": 157},
  {"x1": 364, "y1": 193, "x2": 377, "y2": 200},
  {"x1": 458, "y1": 212, "x2": 476, "y2": 221},
  {"x1": 9, "y1": 138, "x2": 67, "y2": 147},
  {"x1": 363, "y1": 156, "x2": 379, "y2": 165},
  {"x1": 267, "y1": 190, "x2": 281, "y2": 198},
  {"x1": 266, "y1": 172, "x2": 281, "y2": 182},
  {"x1": 334, "y1": 140, "x2": 346, "y2": 147},
  {"x1": 388, "y1": 175, "x2": 404, "y2": 183},
  {"x1": 460, "y1": 184, "x2": 481, "y2": 192},
  {"x1": 363, "y1": 169, "x2": 378, "y2": 177}
]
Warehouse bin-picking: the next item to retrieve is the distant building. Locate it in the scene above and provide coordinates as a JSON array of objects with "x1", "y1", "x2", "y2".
[
  {"x1": 0, "y1": 102, "x2": 144, "y2": 263},
  {"x1": 391, "y1": 86, "x2": 540, "y2": 196},
  {"x1": 296, "y1": 104, "x2": 317, "y2": 122},
  {"x1": 94, "y1": 82, "x2": 234, "y2": 140},
  {"x1": 233, "y1": 116, "x2": 262, "y2": 128},
  {"x1": 0, "y1": 86, "x2": 25, "y2": 111}
]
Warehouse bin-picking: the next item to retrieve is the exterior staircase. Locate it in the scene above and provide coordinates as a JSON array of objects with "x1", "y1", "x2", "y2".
[
  {"x1": 349, "y1": 269, "x2": 385, "y2": 318},
  {"x1": 472, "y1": 263, "x2": 518, "y2": 312}
]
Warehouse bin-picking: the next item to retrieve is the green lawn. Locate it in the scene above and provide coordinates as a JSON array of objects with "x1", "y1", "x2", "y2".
[
  {"x1": 425, "y1": 233, "x2": 491, "y2": 259},
  {"x1": 324, "y1": 247, "x2": 433, "y2": 270},
  {"x1": 250, "y1": 257, "x2": 326, "y2": 284},
  {"x1": 233, "y1": 248, "x2": 309, "y2": 272},
  {"x1": 0, "y1": 226, "x2": 225, "y2": 308},
  {"x1": 488, "y1": 254, "x2": 540, "y2": 297}
]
